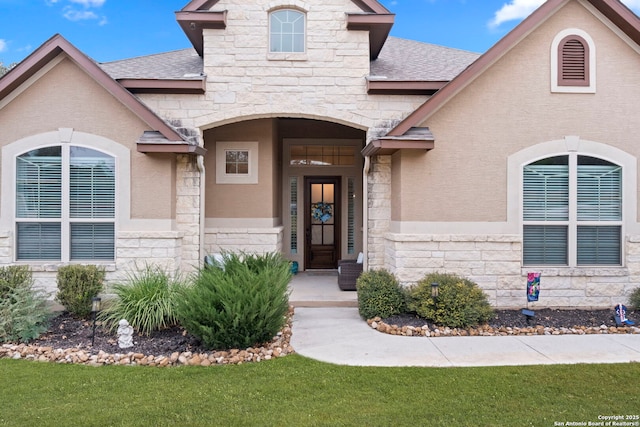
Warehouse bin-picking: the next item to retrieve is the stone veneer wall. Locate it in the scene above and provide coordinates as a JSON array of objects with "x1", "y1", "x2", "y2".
[
  {"x1": 204, "y1": 227, "x2": 284, "y2": 256},
  {"x1": 384, "y1": 233, "x2": 640, "y2": 309}
]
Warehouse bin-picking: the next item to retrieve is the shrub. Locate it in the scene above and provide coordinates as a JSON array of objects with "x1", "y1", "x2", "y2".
[
  {"x1": 356, "y1": 269, "x2": 406, "y2": 319},
  {"x1": 630, "y1": 287, "x2": 640, "y2": 311},
  {"x1": 176, "y1": 252, "x2": 291, "y2": 350},
  {"x1": 99, "y1": 264, "x2": 184, "y2": 335},
  {"x1": 56, "y1": 265, "x2": 105, "y2": 319},
  {"x1": 407, "y1": 272, "x2": 494, "y2": 329},
  {"x1": 0, "y1": 266, "x2": 50, "y2": 343}
]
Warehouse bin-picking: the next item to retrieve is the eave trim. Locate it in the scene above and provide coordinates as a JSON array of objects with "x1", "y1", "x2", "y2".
[
  {"x1": 362, "y1": 138, "x2": 435, "y2": 157},
  {"x1": 118, "y1": 78, "x2": 206, "y2": 94},
  {"x1": 347, "y1": 13, "x2": 395, "y2": 59},
  {"x1": 176, "y1": 10, "x2": 227, "y2": 56},
  {"x1": 367, "y1": 79, "x2": 448, "y2": 95},
  {"x1": 137, "y1": 143, "x2": 207, "y2": 156}
]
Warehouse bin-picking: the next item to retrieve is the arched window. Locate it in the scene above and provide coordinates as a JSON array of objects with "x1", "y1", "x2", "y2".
[
  {"x1": 16, "y1": 145, "x2": 115, "y2": 261},
  {"x1": 523, "y1": 154, "x2": 621, "y2": 266},
  {"x1": 269, "y1": 9, "x2": 305, "y2": 53}
]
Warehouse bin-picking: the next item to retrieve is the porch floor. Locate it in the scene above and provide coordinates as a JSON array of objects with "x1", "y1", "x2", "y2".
[{"x1": 288, "y1": 271, "x2": 358, "y2": 307}]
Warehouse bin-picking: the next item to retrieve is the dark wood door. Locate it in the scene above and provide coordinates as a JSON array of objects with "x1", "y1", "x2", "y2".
[{"x1": 305, "y1": 177, "x2": 340, "y2": 269}]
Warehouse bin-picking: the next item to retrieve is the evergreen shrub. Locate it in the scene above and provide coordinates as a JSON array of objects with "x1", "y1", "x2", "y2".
[
  {"x1": 630, "y1": 287, "x2": 640, "y2": 311},
  {"x1": 0, "y1": 265, "x2": 50, "y2": 343},
  {"x1": 99, "y1": 264, "x2": 183, "y2": 335},
  {"x1": 56, "y1": 265, "x2": 105, "y2": 319},
  {"x1": 176, "y1": 252, "x2": 291, "y2": 350},
  {"x1": 408, "y1": 272, "x2": 494, "y2": 328},
  {"x1": 356, "y1": 269, "x2": 405, "y2": 319}
]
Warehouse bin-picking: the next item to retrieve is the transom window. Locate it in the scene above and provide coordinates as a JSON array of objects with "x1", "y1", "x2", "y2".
[
  {"x1": 270, "y1": 9, "x2": 305, "y2": 53},
  {"x1": 523, "y1": 154, "x2": 621, "y2": 266},
  {"x1": 290, "y1": 145, "x2": 356, "y2": 166},
  {"x1": 16, "y1": 145, "x2": 115, "y2": 261}
]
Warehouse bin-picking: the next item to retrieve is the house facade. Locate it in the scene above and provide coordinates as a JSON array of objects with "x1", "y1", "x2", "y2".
[{"x1": 1, "y1": 0, "x2": 639, "y2": 308}]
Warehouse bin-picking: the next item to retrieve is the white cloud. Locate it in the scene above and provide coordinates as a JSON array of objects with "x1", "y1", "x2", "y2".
[
  {"x1": 489, "y1": 0, "x2": 544, "y2": 28},
  {"x1": 489, "y1": 0, "x2": 640, "y2": 28},
  {"x1": 0, "y1": 39, "x2": 7, "y2": 53},
  {"x1": 69, "y1": 0, "x2": 105, "y2": 7},
  {"x1": 63, "y1": 8, "x2": 98, "y2": 21}
]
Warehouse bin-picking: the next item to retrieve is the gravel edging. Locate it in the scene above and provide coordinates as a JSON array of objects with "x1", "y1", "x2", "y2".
[
  {"x1": 367, "y1": 317, "x2": 640, "y2": 337},
  {"x1": 0, "y1": 313, "x2": 295, "y2": 367}
]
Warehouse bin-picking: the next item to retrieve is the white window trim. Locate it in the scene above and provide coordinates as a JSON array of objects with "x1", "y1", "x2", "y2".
[
  {"x1": 507, "y1": 136, "x2": 638, "y2": 269},
  {"x1": 551, "y1": 28, "x2": 596, "y2": 93},
  {"x1": 1, "y1": 129, "x2": 130, "y2": 263},
  {"x1": 215, "y1": 141, "x2": 259, "y2": 184},
  {"x1": 267, "y1": 8, "x2": 307, "y2": 60}
]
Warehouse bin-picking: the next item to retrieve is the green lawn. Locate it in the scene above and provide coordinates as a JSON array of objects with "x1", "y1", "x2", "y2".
[{"x1": 1, "y1": 356, "x2": 638, "y2": 427}]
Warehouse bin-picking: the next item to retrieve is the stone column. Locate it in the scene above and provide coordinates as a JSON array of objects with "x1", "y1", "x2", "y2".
[
  {"x1": 367, "y1": 155, "x2": 392, "y2": 270},
  {"x1": 175, "y1": 154, "x2": 201, "y2": 274}
]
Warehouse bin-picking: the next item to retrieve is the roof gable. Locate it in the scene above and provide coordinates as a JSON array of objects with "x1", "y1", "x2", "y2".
[
  {"x1": 177, "y1": 0, "x2": 394, "y2": 59},
  {"x1": 0, "y1": 34, "x2": 186, "y2": 144},
  {"x1": 387, "y1": 0, "x2": 640, "y2": 137}
]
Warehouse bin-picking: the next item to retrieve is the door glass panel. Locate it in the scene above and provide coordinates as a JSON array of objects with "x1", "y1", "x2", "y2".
[
  {"x1": 311, "y1": 183, "x2": 323, "y2": 203},
  {"x1": 323, "y1": 225, "x2": 334, "y2": 244},
  {"x1": 311, "y1": 225, "x2": 322, "y2": 244}
]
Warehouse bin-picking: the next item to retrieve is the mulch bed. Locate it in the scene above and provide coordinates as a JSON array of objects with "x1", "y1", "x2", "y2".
[
  {"x1": 30, "y1": 312, "x2": 214, "y2": 357},
  {"x1": 384, "y1": 308, "x2": 639, "y2": 331}
]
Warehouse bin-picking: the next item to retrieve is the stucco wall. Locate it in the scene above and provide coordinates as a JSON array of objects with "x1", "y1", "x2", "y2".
[
  {"x1": 379, "y1": 1, "x2": 640, "y2": 308},
  {"x1": 398, "y1": 1, "x2": 640, "y2": 223},
  {"x1": 0, "y1": 55, "x2": 186, "y2": 294}
]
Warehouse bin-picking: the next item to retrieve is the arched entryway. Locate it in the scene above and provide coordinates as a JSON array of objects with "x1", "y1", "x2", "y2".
[{"x1": 201, "y1": 117, "x2": 365, "y2": 271}]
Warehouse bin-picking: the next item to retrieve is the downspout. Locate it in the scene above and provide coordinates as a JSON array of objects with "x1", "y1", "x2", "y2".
[
  {"x1": 196, "y1": 154, "x2": 206, "y2": 265},
  {"x1": 362, "y1": 155, "x2": 370, "y2": 271}
]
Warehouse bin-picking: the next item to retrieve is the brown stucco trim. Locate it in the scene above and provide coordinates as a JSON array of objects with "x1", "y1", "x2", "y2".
[
  {"x1": 361, "y1": 138, "x2": 434, "y2": 156},
  {"x1": 175, "y1": 10, "x2": 227, "y2": 57},
  {"x1": 346, "y1": 13, "x2": 395, "y2": 59},
  {"x1": 118, "y1": 78, "x2": 206, "y2": 94},
  {"x1": 0, "y1": 34, "x2": 186, "y2": 143},
  {"x1": 351, "y1": 0, "x2": 391, "y2": 14},
  {"x1": 387, "y1": 0, "x2": 640, "y2": 137},
  {"x1": 137, "y1": 143, "x2": 207, "y2": 156},
  {"x1": 367, "y1": 79, "x2": 447, "y2": 95}
]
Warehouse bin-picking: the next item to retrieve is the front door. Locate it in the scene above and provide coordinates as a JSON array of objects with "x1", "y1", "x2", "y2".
[{"x1": 305, "y1": 177, "x2": 340, "y2": 269}]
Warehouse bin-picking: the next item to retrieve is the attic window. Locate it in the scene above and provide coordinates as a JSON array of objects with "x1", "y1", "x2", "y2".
[
  {"x1": 558, "y1": 36, "x2": 588, "y2": 86},
  {"x1": 551, "y1": 29, "x2": 595, "y2": 93},
  {"x1": 270, "y1": 9, "x2": 305, "y2": 53}
]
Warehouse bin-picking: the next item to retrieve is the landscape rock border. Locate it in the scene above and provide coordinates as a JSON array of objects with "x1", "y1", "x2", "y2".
[
  {"x1": 0, "y1": 311, "x2": 295, "y2": 367},
  {"x1": 367, "y1": 317, "x2": 640, "y2": 337}
]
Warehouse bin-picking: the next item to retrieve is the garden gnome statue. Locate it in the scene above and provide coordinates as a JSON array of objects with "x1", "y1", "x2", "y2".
[{"x1": 117, "y1": 319, "x2": 134, "y2": 349}]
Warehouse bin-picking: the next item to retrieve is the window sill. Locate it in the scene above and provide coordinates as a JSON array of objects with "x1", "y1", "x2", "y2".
[
  {"x1": 521, "y1": 266, "x2": 628, "y2": 277},
  {"x1": 267, "y1": 52, "x2": 307, "y2": 61},
  {"x1": 16, "y1": 262, "x2": 117, "y2": 273}
]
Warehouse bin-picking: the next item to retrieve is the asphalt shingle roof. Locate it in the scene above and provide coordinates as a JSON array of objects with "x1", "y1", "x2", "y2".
[
  {"x1": 372, "y1": 37, "x2": 480, "y2": 81},
  {"x1": 99, "y1": 48, "x2": 203, "y2": 80},
  {"x1": 98, "y1": 36, "x2": 479, "y2": 82}
]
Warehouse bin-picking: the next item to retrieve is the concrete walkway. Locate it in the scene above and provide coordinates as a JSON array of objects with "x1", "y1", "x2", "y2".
[{"x1": 288, "y1": 273, "x2": 640, "y2": 367}]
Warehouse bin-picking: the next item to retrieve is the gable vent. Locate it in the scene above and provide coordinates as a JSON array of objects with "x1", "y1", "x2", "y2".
[{"x1": 559, "y1": 36, "x2": 589, "y2": 86}]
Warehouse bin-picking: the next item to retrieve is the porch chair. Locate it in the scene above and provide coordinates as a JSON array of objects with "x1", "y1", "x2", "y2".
[{"x1": 337, "y1": 252, "x2": 364, "y2": 291}]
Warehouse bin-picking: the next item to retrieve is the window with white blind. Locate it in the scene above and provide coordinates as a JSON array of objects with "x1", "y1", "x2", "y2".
[
  {"x1": 16, "y1": 145, "x2": 115, "y2": 261},
  {"x1": 523, "y1": 155, "x2": 621, "y2": 266}
]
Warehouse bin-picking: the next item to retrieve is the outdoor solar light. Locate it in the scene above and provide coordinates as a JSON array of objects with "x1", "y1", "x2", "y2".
[
  {"x1": 431, "y1": 282, "x2": 439, "y2": 299},
  {"x1": 91, "y1": 297, "x2": 101, "y2": 346}
]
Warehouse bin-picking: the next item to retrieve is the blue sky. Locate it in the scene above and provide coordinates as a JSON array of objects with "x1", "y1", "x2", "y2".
[{"x1": 1, "y1": 0, "x2": 640, "y2": 65}]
